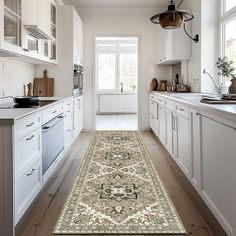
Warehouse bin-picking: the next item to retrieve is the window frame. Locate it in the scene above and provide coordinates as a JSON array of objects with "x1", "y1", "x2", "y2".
[
  {"x1": 219, "y1": 0, "x2": 236, "y2": 84},
  {"x1": 95, "y1": 42, "x2": 138, "y2": 93}
]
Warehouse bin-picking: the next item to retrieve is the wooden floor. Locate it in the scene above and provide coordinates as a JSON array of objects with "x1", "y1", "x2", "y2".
[{"x1": 16, "y1": 131, "x2": 227, "y2": 236}]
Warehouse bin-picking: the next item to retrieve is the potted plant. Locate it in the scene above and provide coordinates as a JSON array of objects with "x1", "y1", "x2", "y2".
[{"x1": 216, "y1": 57, "x2": 236, "y2": 94}]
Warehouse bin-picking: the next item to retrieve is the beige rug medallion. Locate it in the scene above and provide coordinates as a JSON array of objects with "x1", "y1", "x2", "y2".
[{"x1": 53, "y1": 131, "x2": 186, "y2": 235}]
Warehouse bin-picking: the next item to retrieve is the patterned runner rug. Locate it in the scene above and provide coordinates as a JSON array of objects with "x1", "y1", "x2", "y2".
[{"x1": 54, "y1": 131, "x2": 186, "y2": 235}]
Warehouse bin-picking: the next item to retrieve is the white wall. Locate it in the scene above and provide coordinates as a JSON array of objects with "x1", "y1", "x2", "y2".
[
  {"x1": 0, "y1": 59, "x2": 35, "y2": 97},
  {"x1": 78, "y1": 9, "x2": 170, "y2": 130},
  {"x1": 181, "y1": 0, "x2": 219, "y2": 93}
]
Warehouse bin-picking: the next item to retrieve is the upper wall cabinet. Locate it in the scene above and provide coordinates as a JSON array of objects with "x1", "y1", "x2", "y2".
[
  {"x1": 0, "y1": 0, "x2": 57, "y2": 64},
  {"x1": 0, "y1": 0, "x2": 24, "y2": 55},
  {"x1": 23, "y1": 0, "x2": 51, "y2": 39},
  {"x1": 157, "y1": 23, "x2": 192, "y2": 65},
  {"x1": 73, "y1": 8, "x2": 83, "y2": 65}
]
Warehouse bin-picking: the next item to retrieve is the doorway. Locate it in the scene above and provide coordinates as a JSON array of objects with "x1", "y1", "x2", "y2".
[{"x1": 94, "y1": 37, "x2": 139, "y2": 131}]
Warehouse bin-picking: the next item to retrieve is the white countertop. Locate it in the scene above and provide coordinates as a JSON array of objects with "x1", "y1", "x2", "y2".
[
  {"x1": 150, "y1": 92, "x2": 236, "y2": 123},
  {"x1": 0, "y1": 96, "x2": 73, "y2": 124}
]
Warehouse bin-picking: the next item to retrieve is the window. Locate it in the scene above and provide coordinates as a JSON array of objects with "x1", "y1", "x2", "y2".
[
  {"x1": 220, "y1": 0, "x2": 236, "y2": 83},
  {"x1": 97, "y1": 53, "x2": 116, "y2": 90},
  {"x1": 96, "y1": 37, "x2": 138, "y2": 92},
  {"x1": 224, "y1": 0, "x2": 236, "y2": 12},
  {"x1": 119, "y1": 53, "x2": 137, "y2": 91}
]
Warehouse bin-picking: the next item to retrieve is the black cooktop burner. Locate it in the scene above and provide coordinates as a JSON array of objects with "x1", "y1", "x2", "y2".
[{"x1": 0, "y1": 100, "x2": 58, "y2": 109}]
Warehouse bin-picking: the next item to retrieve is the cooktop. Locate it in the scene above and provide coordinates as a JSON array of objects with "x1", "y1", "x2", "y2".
[{"x1": 0, "y1": 100, "x2": 58, "y2": 109}]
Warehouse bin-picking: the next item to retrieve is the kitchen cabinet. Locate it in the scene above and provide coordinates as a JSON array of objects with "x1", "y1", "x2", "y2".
[
  {"x1": 73, "y1": 8, "x2": 83, "y2": 65},
  {"x1": 158, "y1": 104, "x2": 166, "y2": 145},
  {"x1": 64, "y1": 103, "x2": 74, "y2": 152},
  {"x1": 200, "y1": 114, "x2": 236, "y2": 236},
  {"x1": 149, "y1": 97, "x2": 158, "y2": 136},
  {"x1": 73, "y1": 96, "x2": 83, "y2": 139},
  {"x1": 23, "y1": 0, "x2": 51, "y2": 39},
  {"x1": 176, "y1": 113, "x2": 190, "y2": 177},
  {"x1": 0, "y1": 0, "x2": 24, "y2": 55},
  {"x1": 15, "y1": 159, "x2": 42, "y2": 224},
  {"x1": 14, "y1": 127, "x2": 42, "y2": 183},
  {"x1": 0, "y1": 0, "x2": 57, "y2": 63},
  {"x1": 157, "y1": 24, "x2": 191, "y2": 65},
  {"x1": 190, "y1": 109, "x2": 201, "y2": 190}
]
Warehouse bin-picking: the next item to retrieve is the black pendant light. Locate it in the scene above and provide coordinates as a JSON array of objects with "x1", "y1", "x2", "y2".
[{"x1": 150, "y1": 0, "x2": 199, "y2": 43}]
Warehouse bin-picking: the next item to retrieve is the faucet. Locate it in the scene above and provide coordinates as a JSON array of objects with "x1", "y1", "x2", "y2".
[{"x1": 202, "y1": 69, "x2": 222, "y2": 95}]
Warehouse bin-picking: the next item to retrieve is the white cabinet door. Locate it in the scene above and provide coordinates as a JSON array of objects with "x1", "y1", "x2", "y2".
[
  {"x1": 15, "y1": 159, "x2": 42, "y2": 224},
  {"x1": 78, "y1": 15, "x2": 83, "y2": 65},
  {"x1": 158, "y1": 104, "x2": 166, "y2": 145},
  {"x1": 64, "y1": 108, "x2": 73, "y2": 151},
  {"x1": 190, "y1": 109, "x2": 201, "y2": 190},
  {"x1": 176, "y1": 114, "x2": 190, "y2": 177},
  {"x1": 166, "y1": 108, "x2": 173, "y2": 155},
  {"x1": 73, "y1": 10, "x2": 79, "y2": 64},
  {"x1": 37, "y1": 0, "x2": 51, "y2": 37},
  {"x1": 201, "y1": 115, "x2": 236, "y2": 235},
  {"x1": 73, "y1": 10, "x2": 83, "y2": 65}
]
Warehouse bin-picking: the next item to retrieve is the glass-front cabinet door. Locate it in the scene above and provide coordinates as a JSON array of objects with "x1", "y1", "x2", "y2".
[
  {"x1": 50, "y1": 1, "x2": 56, "y2": 61},
  {"x1": 2, "y1": 0, "x2": 23, "y2": 53}
]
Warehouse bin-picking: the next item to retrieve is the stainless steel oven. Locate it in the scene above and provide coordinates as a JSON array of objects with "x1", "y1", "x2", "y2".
[
  {"x1": 42, "y1": 114, "x2": 64, "y2": 176},
  {"x1": 74, "y1": 64, "x2": 83, "y2": 95}
]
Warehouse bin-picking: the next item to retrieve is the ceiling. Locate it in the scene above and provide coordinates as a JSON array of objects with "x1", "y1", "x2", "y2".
[{"x1": 62, "y1": 0, "x2": 182, "y2": 9}]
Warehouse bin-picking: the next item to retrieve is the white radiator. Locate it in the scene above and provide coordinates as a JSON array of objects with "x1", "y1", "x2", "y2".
[{"x1": 99, "y1": 94, "x2": 137, "y2": 113}]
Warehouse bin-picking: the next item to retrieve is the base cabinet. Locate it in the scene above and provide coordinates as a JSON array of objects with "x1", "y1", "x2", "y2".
[
  {"x1": 190, "y1": 109, "x2": 201, "y2": 189},
  {"x1": 200, "y1": 115, "x2": 236, "y2": 236},
  {"x1": 158, "y1": 104, "x2": 166, "y2": 145},
  {"x1": 15, "y1": 159, "x2": 42, "y2": 224},
  {"x1": 73, "y1": 97, "x2": 83, "y2": 139},
  {"x1": 149, "y1": 93, "x2": 236, "y2": 236},
  {"x1": 176, "y1": 114, "x2": 190, "y2": 177}
]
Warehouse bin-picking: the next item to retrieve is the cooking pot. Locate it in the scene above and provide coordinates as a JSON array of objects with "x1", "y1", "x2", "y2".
[{"x1": 13, "y1": 96, "x2": 39, "y2": 106}]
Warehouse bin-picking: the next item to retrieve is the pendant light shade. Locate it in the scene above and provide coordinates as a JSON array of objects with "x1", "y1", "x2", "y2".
[
  {"x1": 150, "y1": 1, "x2": 194, "y2": 29},
  {"x1": 150, "y1": 1, "x2": 198, "y2": 43}
]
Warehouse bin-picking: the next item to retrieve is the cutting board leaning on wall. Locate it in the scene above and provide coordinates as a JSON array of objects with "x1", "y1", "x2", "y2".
[{"x1": 33, "y1": 70, "x2": 54, "y2": 97}]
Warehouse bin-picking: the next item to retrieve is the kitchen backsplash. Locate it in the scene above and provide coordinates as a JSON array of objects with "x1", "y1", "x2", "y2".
[{"x1": 0, "y1": 59, "x2": 35, "y2": 97}]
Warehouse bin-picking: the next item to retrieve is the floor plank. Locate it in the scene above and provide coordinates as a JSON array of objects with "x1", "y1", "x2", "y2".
[{"x1": 16, "y1": 131, "x2": 227, "y2": 236}]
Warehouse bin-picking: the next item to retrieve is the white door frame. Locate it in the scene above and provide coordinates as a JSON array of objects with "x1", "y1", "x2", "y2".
[{"x1": 91, "y1": 34, "x2": 142, "y2": 131}]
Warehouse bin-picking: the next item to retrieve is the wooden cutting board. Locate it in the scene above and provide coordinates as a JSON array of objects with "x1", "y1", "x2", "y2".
[{"x1": 33, "y1": 70, "x2": 54, "y2": 97}]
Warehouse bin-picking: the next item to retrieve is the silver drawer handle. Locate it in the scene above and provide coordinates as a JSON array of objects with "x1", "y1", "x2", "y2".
[
  {"x1": 52, "y1": 110, "x2": 57, "y2": 114},
  {"x1": 67, "y1": 129, "x2": 71, "y2": 132},
  {"x1": 26, "y1": 122, "x2": 34, "y2": 127},
  {"x1": 67, "y1": 110, "x2": 71, "y2": 113},
  {"x1": 179, "y1": 108, "x2": 184, "y2": 112},
  {"x1": 67, "y1": 103, "x2": 71, "y2": 106},
  {"x1": 26, "y1": 135, "x2": 35, "y2": 141},
  {"x1": 27, "y1": 169, "x2": 35, "y2": 176}
]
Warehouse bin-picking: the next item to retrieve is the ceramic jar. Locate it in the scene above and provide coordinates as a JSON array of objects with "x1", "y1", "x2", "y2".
[{"x1": 228, "y1": 76, "x2": 236, "y2": 94}]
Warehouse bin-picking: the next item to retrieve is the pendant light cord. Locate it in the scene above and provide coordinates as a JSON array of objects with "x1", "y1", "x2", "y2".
[{"x1": 183, "y1": 23, "x2": 199, "y2": 43}]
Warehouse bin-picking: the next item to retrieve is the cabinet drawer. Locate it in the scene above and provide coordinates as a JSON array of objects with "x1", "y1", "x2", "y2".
[
  {"x1": 176, "y1": 103, "x2": 189, "y2": 119},
  {"x1": 149, "y1": 100, "x2": 158, "y2": 117},
  {"x1": 42, "y1": 103, "x2": 63, "y2": 124},
  {"x1": 149, "y1": 94, "x2": 157, "y2": 102},
  {"x1": 166, "y1": 99, "x2": 176, "y2": 111},
  {"x1": 14, "y1": 113, "x2": 41, "y2": 141},
  {"x1": 63, "y1": 98, "x2": 73, "y2": 110},
  {"x1": 64, "y1": 109, "x2": 73, "y2": 129},
  {"x1": 156, "y1": 96, "x2": 165, "y2": 106},
  {"x1": 15, "y1": 159, "x2": 42, "y2": 224},
  {"x1": 15, "y1": 128, "x2": 42, "y2": 182}
]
